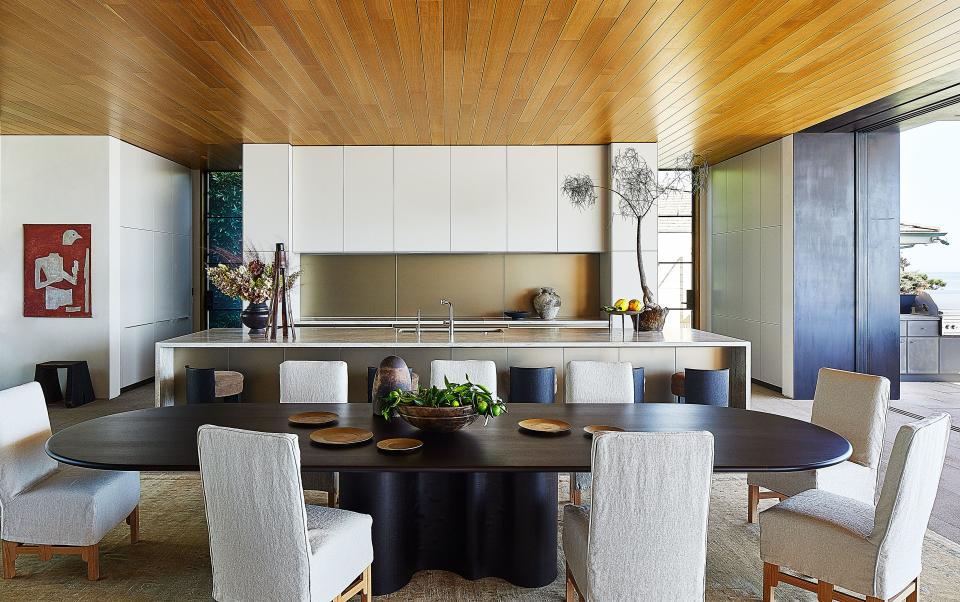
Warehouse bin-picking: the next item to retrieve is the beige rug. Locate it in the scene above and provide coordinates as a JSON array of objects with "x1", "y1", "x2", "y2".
[{"x1": 1, "y1": 473, "x2": 958, "y2": 601}]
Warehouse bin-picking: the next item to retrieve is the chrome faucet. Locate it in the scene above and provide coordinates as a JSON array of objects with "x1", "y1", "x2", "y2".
[{"x1": 440, "y1": 298, "x2": 454, "y2": 342}]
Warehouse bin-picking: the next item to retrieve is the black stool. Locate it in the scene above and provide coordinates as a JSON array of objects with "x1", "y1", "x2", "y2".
[
  {"x1": 186, "y1": 366, "x2": 243, "y2": 404},
  {"x1": 34, "y1": 361, "x2": 95, "y2": 408},
  {"x1": 508, "y1": 367, "x2": 556, "y2": 403}
]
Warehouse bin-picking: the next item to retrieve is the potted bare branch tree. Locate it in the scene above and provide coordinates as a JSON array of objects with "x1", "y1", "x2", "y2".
[{"x1": 561, "y1": 148, "x2": 706, "y2": 331}]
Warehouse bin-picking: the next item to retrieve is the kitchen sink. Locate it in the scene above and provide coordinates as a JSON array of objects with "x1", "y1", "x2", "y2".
[{"x1": 395, "y1": 327, "x2": 504, "y2": 334}]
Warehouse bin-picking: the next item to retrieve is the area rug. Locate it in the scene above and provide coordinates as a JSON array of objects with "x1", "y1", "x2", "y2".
[{"x1": 1, "y1": 473, "x2": 958, "y2": 601}]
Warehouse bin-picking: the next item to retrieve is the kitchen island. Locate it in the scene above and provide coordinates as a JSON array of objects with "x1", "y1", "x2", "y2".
[{"x1": 155, "y1": 327, "x2": 751, "y2": 408}]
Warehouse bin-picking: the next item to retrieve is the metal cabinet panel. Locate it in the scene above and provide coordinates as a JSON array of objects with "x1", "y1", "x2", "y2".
[
  {"x1": 907, "y1": 337, "x2": 940, "y2": 374},
  {"x1": 900, "y1": 337, "x2": 907, "y2": 374},
  {"x1": 907, "y1": 320, "x2": 939, "y2": 337},
  {"x1": 939, "y1": 338, "x2": 960, "y2": 373},
  {"x1": 899, "y1": 320, "x2": 907, "y2": 336}
]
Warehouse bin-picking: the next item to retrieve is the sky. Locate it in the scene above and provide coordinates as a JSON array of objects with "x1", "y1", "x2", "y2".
[{"x1": 900, "y1": 120, "x2": 960, "y2": 274}]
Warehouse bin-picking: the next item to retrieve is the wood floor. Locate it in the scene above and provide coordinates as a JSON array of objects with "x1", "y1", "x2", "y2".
[{"x1": 47, "y1": 380, "x2": 960, "y2": 544}]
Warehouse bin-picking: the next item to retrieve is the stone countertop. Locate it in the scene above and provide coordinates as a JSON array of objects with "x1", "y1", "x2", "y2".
[
  {"x1": 899, "y1": 314, "x2": 941, "y2": 321},
  {"x1": 296, "y1": 318, "x2": 610, "y2": 328},
  {"x1": 158, "y1": 327, "x2": 749, "y2": 348}
]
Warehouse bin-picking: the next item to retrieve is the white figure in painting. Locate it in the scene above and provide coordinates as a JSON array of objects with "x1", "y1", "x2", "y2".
[{"x1": 34, "y1": 229, "x2": 83, "y2": 310}]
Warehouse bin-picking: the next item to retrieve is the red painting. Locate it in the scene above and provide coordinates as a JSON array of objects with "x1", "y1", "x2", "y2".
[{"x1": 23, "y1": 224, "x2": 92, "y2": 318}]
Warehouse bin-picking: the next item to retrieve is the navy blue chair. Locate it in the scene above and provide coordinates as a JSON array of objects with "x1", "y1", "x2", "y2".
[
  {"x1": 632, "y1": 367, "x2": 645, "y2": 403},
  {"x1": 509, "y1": 367, "x2": 556, "y2": 403},
  {"x1": 671, "y1": 368, "x2": 729, "y2": 406}
]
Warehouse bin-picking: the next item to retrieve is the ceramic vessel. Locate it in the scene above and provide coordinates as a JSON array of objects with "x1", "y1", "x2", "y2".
[
  {"x1": 372, "y1": 355, "x2": 414, "y2": 416},
  {"x1": 632, "y1": 306, "x2": 669, "y2": 332},
  {"x1": 240, "y1": 301, "x2": 269, "y2": 335},
  {"x1": 532, "y1": 287, "x2": 561, "y2": 320}
]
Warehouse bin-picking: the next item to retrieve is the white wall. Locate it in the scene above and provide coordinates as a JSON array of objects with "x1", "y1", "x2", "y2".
[
  {"x1": 0, "y1": 137, "x2": 112, "y2": 395},
  {"x1": 706, "y1": 138, "x2": 792, "y2": 391},
  {"x1": 0, "y1": 136, "x2": 192, "y2": 399}
]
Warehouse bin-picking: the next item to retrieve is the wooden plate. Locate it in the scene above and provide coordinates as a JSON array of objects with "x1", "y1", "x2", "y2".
[
  {"x1": 518, "y1": 418, "x2": 571, "y2": 434},
  {"x1": 288, "y1": 411, "x2": 338, "y2": 426},
  {"x1": 310, "y1": 427, "x2": 373, "y2": 446},
  {"x1": 584, "y1": 424, "x2": 625, "y2": 436},
  {"x1": 377, "y1": 438, "x2": 423, "y2": 453}
]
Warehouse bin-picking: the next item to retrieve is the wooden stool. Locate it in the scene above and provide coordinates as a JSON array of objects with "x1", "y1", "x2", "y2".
[
  {"x1": 34, "y1": 361, "x2": 95, "y2": 407},
  {"x1": 671, "y1": 371, "x2": 685, "y2": 399},
  {"x1": 186, "y1": 366, "x2": 243, "y2": 403}
]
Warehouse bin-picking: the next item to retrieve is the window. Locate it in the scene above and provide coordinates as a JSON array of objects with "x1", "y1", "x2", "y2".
[
  {"x1": 658, "y1": 170, "x2": 694, "y2": 328},
  {"x1": 205, "y1": 171, "x2": 242, "y2": 328}
]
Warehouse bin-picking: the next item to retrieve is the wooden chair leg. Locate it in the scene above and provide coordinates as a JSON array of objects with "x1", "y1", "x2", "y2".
[
  {"x1": 359, "y1": 564, "x2": 372, "y2": 601},
  {"x1": 2, "y1": 540, "x2": 17, "y2": 579},
  {"x1": 817, "y1": 580, "x2": 834, "y2": 602},
  {"x1": 906, "y1": 577, "x2": 918, "y2": 602},
  {"x1": 84, "y1": 544, "x2": 100, "y2": 581},
  {"x1": 762, "y1": 562, "x2": 778, "y2": 602},
  {"x1": 127, "y1": 505, "x2": 140, "y2": 544},
  {"x1": 565, "y1": 564, "x2": 577, "y2": 602},
  {"x1": 571, "y1": 488, "x2": 582, "y2": 506},
  {"x1": 749, "y1": 484, "x2": 760, "y2": 523}
]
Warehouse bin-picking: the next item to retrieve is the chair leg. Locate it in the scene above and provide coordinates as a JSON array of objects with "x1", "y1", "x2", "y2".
[
  {"x1": 571, "y1": 488, "x2": 582, "y2": 506},
  {"x1": 906, "y1": 577, "x2": 918, "y2": 602},
  {"x1": 2, "y1": 540, "x2": 17, "y2": 579},
  {"x1": 749, "y1": 484, "x2": 760, "y2": 523},
  {"x1": 762, "y1": 562, "x2": 778, "y2": 602},
  {"x1": 84, "y1": 544, "x2": 100, "y2": 581},
  {"x1": 360, "y1": 564, "x2": 372, "y2": 601},
  {"x1": 817, "y1": 580, "x2": 834, "y2": 602},
  {"x1": 565, "y1": 564, "x2": 577, "y2": 602},
  {"x1": 127, "y1": 505, "x2": 140, "y2": 544}
]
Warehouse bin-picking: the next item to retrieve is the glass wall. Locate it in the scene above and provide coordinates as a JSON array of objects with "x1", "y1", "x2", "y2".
[
  {"x1": 657, "y1": 170, "x2": 694, "y2": 328},
  {"x1": 205, "y1": 171, "x2": 243, "y2": 328}
]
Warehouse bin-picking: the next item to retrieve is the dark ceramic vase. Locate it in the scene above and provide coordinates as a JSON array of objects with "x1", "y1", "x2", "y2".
[
  {"x1": 372, "y1": 356, "x2": 414, "y2": 416},
  {"x1": 632, "y1": 305, "x2": 669, "y2": 332},
  {"x1": 241, "y1": 301, "x2": 269, "y2": 335}
]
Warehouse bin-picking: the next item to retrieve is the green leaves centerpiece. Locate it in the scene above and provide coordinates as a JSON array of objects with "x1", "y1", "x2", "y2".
[{"x1": 380, "y1": 375, "x2": 507, "y2": 425}]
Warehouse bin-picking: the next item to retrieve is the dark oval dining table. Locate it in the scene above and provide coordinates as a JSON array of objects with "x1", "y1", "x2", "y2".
[{"x1": 46, "y1": 402, "x2": 851, "y2": 594}]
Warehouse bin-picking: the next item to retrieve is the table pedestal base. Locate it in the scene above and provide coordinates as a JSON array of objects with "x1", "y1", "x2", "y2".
[{"x1": 340, "y1": 471, "x2": 558, "y2": 595}]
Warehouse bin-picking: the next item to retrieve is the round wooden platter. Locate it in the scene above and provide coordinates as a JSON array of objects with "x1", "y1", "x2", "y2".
[
  {"x1": 518, "y1": 418, "x2": 571, "y2": 434},
  {"x1": 377, "y1": 438, "x2": 423, "y2": 454},
  {"x1": 288, "y1": 411, "x2": 338, "y2": 427},
  {"x1": 310, "y1": 427, "x2": 374, "y2": 446},
  {"x1": 583, "y1": 424, "x2": 625, "y2": 436}
]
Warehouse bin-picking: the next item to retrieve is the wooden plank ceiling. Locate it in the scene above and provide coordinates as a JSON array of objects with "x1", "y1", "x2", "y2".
[{"x1": 3, "y1": 0, "x2": 960, "y2": 169}]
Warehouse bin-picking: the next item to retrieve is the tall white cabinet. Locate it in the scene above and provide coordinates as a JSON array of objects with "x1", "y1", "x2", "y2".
[
  {"x1": 344, "y1": 147, "x2": 393, "y2": 252},
  {"x1": 451, "y1": 146, "x2": 506, "y2": 252},
  {"x1": 292, "y1": 146, "x2": 343, "y2": 252},
  {"x1": 557, "y1": 145, "x2": 607, "y2": 252},
  {"x1": 507, "y1": 146, "x2": 557, "y2": 252},
  {"x1": 395, "y1": 146, "x2": 451, "y2": 252}
]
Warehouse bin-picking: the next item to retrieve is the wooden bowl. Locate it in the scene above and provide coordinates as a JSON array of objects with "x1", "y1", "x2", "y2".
[{"x1": 396, "y1": 405, "x2": 479, "y2": 432}]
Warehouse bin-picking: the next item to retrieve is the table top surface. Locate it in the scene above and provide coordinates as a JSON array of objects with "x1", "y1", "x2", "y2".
[
  {"x1": 46, "y1": 403, "x2": 850, "y2": 473},
  {"x1": 156, "y1": 327, "x2": 749, "y2": 348}
]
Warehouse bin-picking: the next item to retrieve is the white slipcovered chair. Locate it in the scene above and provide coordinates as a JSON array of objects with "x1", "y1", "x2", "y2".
[
  {"x1": 748, "y1": 367, "x2": 889, "y2": 523},
  {"x1": 430, "y1": 360, "x2": 498, "y2": 395},
  {"x1": 279, "y1": 361, "x2": 348, "y2": 506},
  {"x1": 564, "y1": 360, "x2": 635, "y2": 505},
  {"x1": 197, "y1": 425, "x2": 372, "y2": 602},
  {"x1": 760, "y1": 413, "x2": 951, "y2": 602},
  {"x1": 0, "y1": 382, "x2": 140, "y2": 581},
  {"x1": 280, "y1": 360, "x2": 349, "y2": 404},
  {"x1": 563, "y1": 430, "x2": 714, "y2": 601}
]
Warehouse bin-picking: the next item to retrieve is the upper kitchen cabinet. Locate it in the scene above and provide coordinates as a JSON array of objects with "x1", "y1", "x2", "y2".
[
  {"x1": 395, "y1": 146, "x2": 451, "y2": 252},
  {"x1": 557, "y1": 145, "x2": 607, "y2": 252},
  {"x1": 243, "y1": 144, "x2": 291, "y2": 248},
  {"x1": 292, "y1": 146, "x2": 343, "y2": 253},
  {"x1": 451, "y1": 146, "x2": 506, "y2": 252},
  {"x1": 507, "y1": 146, "x2": 557, "y2": 252},
  {"x1": 344, "y1": 146, "x2": 393, "y2": 252}
]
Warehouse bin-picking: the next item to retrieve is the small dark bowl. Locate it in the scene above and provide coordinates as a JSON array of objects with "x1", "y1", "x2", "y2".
[
  {"x1": 396, "y1": 405, "x2": 479, "y2": 432},
  {"x1": 504, "y1": 310, "x2": 531, "y2": 320}
]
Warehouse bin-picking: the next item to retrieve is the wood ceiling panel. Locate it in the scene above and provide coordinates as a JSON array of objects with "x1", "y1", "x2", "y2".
[{"x1": 3, "y1": 0, "x2": 960, "y2": 168}]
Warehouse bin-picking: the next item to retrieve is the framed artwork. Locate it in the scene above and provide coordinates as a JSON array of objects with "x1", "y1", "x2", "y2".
[{"x1": 23, "y1": 224, "x2": 92, "y2": 318}]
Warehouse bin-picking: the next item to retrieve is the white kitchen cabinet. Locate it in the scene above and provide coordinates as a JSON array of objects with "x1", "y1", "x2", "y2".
[
  {"x1": 711, "y1": 166, "x2": 726, "y2": 234},
  {"x1": 394, "y1": 146, "x2": 451, "y2": 252},
  {"x1": 507, "y1": 146, "x2": 557, "y2": 252},
  {"x1": 742, "y1": 228, "x2": 761, "y2": 321},
  {"x1": 292, "y1": 146, "x2": 343, "y2": 252},
  {"x1": 344, "y1": 146, "x2": 393, "y2": 252},
  {"x1": 726, "y1": 231, "x2": 743, "y2": 319},
  {"x1": 760, "y1": 322, "x2": 782, "y2": 386},
  {"x1": 121, "y1": 323, "x2": 155, "y2": 387},
  {"x1": 451, "y1": 146, "x2": 506, "y2": 251},
  {"x1": 557, "y1": 145, "x2": 607, "y2": 252},
  {"x1": 741, "y1": 148, "x2": 761, "y2": 230},
  {"x1": 760, "y1": 226, "x2": 782, "y2": 325},
  {"x1": 243, "y1": 144, "x2": 291, "y2": 248},
  {"x1": 725, "y1": 155, "x2": 743, "y2": 231},
  {"x1": 121, "y1": 226, "x2": 155, "y2": 327},
  {"x1": 760, "y1": 141, "x2": 782, "y2": 227}
]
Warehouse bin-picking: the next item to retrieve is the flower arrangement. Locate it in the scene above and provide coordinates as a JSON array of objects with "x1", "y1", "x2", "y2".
[{"x1": 206, "y1": 249, "x2": 301, "y2": 303}]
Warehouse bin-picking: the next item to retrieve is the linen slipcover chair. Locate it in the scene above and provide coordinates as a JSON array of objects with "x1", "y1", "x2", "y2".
[
  {"x1": 279, "y1": 360, "x2": 348, "y2": 506},
  {"x1": 760, "y1": 413, "x2": 951, "y2": 602},
  {"x1": 0, "y1": 382, "x2": 140, "y2": 580},
  {"x1": 748, "y1": 367, "x2": 889, "y2": 522},
  {"x1": 563, "y1": 430, "x2": 714, "y2": 601},
  {"x1": 429, "y1": 360, "x2": 498, "y2": 396},
  {"x1": 564, "y1": 360, "x2": 635, "y2": 505},
  {"x1": 197, "y1": 425, "x2": 372, "y2": 602}
]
